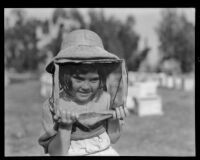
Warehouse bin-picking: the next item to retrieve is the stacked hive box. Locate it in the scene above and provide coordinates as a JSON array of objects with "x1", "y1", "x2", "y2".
[
  {"x1": 183, "y1": 77, "x2": 195, "y2": 91},
  {"x1": 40, "y1": 73, "x2": 52, "y2": 98},
  {"x1": 136, "y1": 96, "x2": 162, "y2": 116},
  {"x1": 126, "y1": 72, "x2": 137, "y2": 111},
  {"x1": 128, "y1": 80, "x2": 163, "y2": 116},
  {"x1": 166, "y1": 76, "x2": 174, "y2": 89},
  {"x1": 5, "y1": 71, "x2": 10, "y2": 87},
  {"x1": 173, "y1": 76, "x2": 183, "y2": 90},
  {"x1": 158, "y1": 73, "x2": 168, "y2": 87},
  {"x1": 157, "y1": 72, "x2": 194, "y2": 92}
]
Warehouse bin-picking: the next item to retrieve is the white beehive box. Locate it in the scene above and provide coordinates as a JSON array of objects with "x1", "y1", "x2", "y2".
[
  {"x1": 158, "y1": 73, "x2": 167, "y2": 87},
  {"x1": 40, "y1": 72, "x2": 52, "y2": 84},
  {"x1": 183, "y1": 78, "x2": 194, "y2": 91},
  {"x1": 40, "y1": 73, "x2": 52, "y2": 97},
  {"x1": 166, "y1": 76, "x2": 174, "y2": 89},
  {"x1": 5, "y1": 72, "x2": 10, "y2": 87},
  {"x1": 128, "y1": 71, "x2": 137, "y2": 83},
  {"x1": 128, "y1": 81, "x2": 158, "y2": 99},
  {"x1": 173, "y1": 76, "x2": 183, "y2": 90},
  {"x1": 153, "y1": 75, "x2": 160, "y2": 87},
  {"x1": 136, "y1": 95, "x2": 163, "y2": 116},
  {"x1": 126, "y1": 95, "x2": 136, "y2": 111}
]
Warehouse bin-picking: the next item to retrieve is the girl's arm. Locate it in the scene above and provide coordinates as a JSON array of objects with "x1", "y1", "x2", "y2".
[
  {"x1": 48, "y1": 110, "x2": 79, "y2": 156},
  {"x1": 107, "y1": 118, "x2": 123, "y2": 144},
  {"x1": 48, "y1": 125, "x2": 72, "y2": 156},
  {"x1": 107, "y1": 106, "x2": 128, "y2": 144},
  {"x1": 39, "y1": 100, "x2": 77, "y2": 156},
  {"x1": 105, "y1": 92, "x2": 128, "y2": 144},
  {"x1": 38, "y1": 100, "x2": 58, "y2": 154}
]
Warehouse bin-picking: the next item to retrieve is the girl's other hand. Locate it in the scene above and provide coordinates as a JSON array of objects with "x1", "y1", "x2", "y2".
[{"x1": 112, "y1": 106, "x2": 129, "y2": 120}]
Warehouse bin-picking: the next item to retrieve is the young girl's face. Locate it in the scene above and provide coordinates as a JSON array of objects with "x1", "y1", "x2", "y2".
[{"x1": 70, "y1": 71, "x2": 100, "y2": 103}]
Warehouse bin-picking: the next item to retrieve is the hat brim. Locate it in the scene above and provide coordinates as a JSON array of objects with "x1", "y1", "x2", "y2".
[{"x1": 46, "y1": 45, "x2": 121, "y2": 74}]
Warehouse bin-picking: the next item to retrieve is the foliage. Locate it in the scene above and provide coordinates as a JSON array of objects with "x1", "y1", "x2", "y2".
[
  {"x1": 5, "y1": 9, "x2": 46, "y2": 72},
  {"x1": 156, "y1": 9, "x2": 195, "y2": 73},
  {"x1": 5, "y1": 8, "x2": 150, "y2": 72},
  {"x1": 46, "y1": 8, "x2": 87, "y2": 57},
  {"x1": 88, "y1": 9, "x2": 149, "y2": 71}
]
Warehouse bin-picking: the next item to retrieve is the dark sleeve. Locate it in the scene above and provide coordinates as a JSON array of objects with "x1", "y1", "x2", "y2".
[{"x1": 38, "y1": 100, "x2": 58, "y2": 154}]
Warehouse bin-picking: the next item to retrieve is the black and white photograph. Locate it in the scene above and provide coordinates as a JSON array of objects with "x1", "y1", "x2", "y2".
[{"x1": 4, "y1": 8, "x2": 195, "y2": 156}]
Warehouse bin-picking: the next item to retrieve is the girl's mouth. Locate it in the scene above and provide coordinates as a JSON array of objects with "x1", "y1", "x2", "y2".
[{"x1": 78, "y1": 92, "x2": 91, "y2": 97}]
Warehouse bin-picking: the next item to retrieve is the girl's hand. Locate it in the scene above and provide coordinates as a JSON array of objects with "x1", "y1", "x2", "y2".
[
  {"x1": 112, "y1": 106, "x2": 129, "y2": 120},
  {"x1": 59, "y1": 110, "x2": 79, "y2": 125},
  {"x1": 51, "y1": 100, "x2": 79, "y2": 128}
]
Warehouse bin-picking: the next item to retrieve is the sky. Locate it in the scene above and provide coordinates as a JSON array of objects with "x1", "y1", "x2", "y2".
[{"x1": 4, "y1": 8, "x2": 195, "y2": 67}]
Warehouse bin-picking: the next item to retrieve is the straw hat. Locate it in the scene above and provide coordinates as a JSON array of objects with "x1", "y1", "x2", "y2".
[{"x1": 46, "y1": 29, "x2": 121, "y2": 74}]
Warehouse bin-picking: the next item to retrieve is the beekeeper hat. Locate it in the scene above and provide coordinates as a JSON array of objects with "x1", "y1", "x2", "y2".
[{"x1": 46, "y1": 29, "x2": 121, "y2": 74}]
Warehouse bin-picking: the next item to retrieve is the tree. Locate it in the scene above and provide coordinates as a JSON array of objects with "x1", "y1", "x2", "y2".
[
  {"x1": 88, "y1": 9, "x2": 124, "y2": 58},
  {"x1": 5, "y1": 8, "x2": 150, "y2": 72},
  {"x1": 47, "y1": 8, "x2": 87, "y2": 57},
  {"x1": 52, "y1": 8, "x2": 69, "y2": 24},
  {"x1": 70, "y1": 8, "x2": 87, "y2": 28},
  {"x1": 5, "y1": 9, "x2": 46, "y2": 72},
  {"x1": 156, "y1": 9, "x2": 195, "y2": 73},
  {"x1": 88, "y1": 9, "x2": 149, "y2": 71}
]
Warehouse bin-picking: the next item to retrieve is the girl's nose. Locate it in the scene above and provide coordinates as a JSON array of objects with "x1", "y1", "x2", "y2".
[{"x1": 81, "y1": 81, "x2": 90, "y2": 91}]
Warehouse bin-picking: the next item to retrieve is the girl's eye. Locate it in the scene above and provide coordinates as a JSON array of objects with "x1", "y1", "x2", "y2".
[
  {"x1": 75, "y1": 78, "x2": 83, "y2": 83},
  {"x1": 72, "y1": 76, "x2": 84, "y2": 81},
  {"x1": 90, "y1": 80, "x2": 96, "y2": 83},
  {"x1": 90, "y1": 79, "x2": 99, "y2": 83}
]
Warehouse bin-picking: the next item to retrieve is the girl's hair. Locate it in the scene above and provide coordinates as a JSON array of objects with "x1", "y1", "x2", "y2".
[{"x1": 59, "y1": 63, "x2": 107, "y2": 92}]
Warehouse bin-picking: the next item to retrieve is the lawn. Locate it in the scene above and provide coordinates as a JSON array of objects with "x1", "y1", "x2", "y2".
[{"x1": 5, "y1": 79, "x2": 195, "y2": 156}]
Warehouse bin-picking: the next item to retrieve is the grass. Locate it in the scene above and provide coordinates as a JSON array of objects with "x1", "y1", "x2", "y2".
[
  {"x1": 5, "y1": 80, "x2": 195, "y2": 156},
  {"x1": 113, "y1": 87, "x2": 195, "y2": 156}
]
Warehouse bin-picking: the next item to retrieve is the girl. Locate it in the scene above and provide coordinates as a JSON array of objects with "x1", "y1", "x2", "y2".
[{"x1": 38, "y1": 29, "x2": 129, "y2": 156}]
